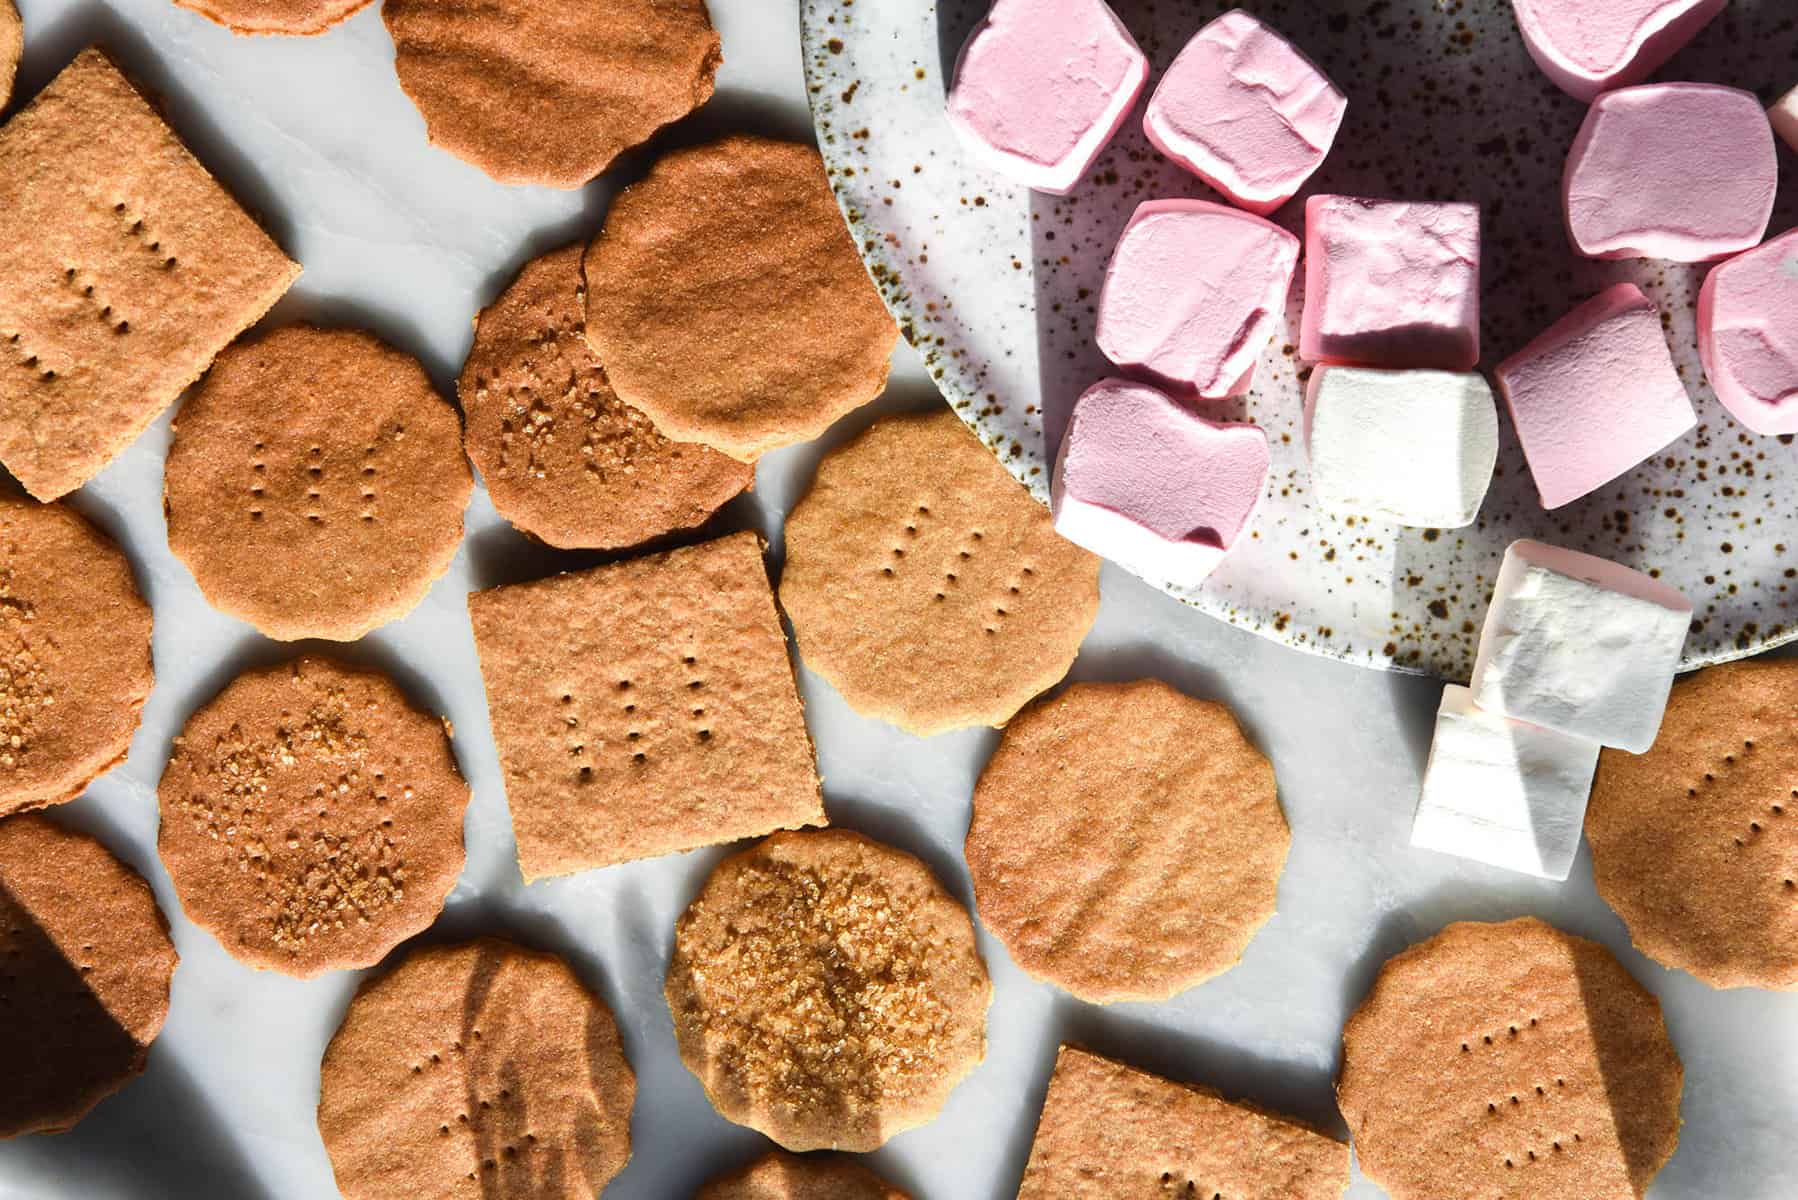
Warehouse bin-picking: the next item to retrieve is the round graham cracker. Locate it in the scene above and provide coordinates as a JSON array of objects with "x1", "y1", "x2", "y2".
[
  {"x1": 780, "y1": 407, "x2": 1101, "y2": 735},
  {"x1": 1587, "y1": 659, "x2": 1798, "y2": 990},
  {"x1": 666, "y1": 829, "x2": 991, "y2": 1152},
  {"x1": 172, "y1": 0, "x2": 370, "y2": 36},
  {"x1": 384, "y1": 0, "x2": 720, "y2": 188},
  {"x1": 1338, "y1": 918, "x2": 1682, "y2": 1200},
  {"x1": 459, "y1": 243, "x2": 751, "y2": 550},
  {"x1": 0, "y1": 814, "x2": 177, "y2": 1137},
  {"x1": 0, "y1": 0, "x2": 19, "y2": 110},
  {"x1": 157, "y1": 656, "x2": 468, "y2": 977},
  {"x1": 0, "y1": 497, "x2": 153, "y2": 819},
  {"x1": 165, "y1": 324, "x2": 471, "y2": 642},
  {"x1": 318, "y1": 938, "x2": 635, "y2": 1200},
  {"x1": 583, "y1": 136, "x2": 900, "y2": 461},
  {"x1": 965, "y1": 679, "x2": 1287, "y2": 1004},
  {"x1": 697, "y1": 1152, "x2": 911, "y2": 1200}
]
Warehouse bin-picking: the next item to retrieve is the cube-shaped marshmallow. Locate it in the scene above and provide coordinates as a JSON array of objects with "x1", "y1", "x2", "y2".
[
  {"x1": 1495, "y1": 283, "x2": 1694, "y2": 510},
  {"x1": 1700, "y1": 229, "x2": 1798, "y2": 436},
  {"x1": 1773, "y1": 84, "x2": 1798, "y2": 154},
  {"x1": 1301, "y1": 196, "x2": 1480, "y2": 371},
  {"x1": 1564, "y1": 83, "x2": 1776, "y2": 263},
  {"x1": 945, "y1": 0, "x2": 1147, "y2": 195},
  {"x1": 1471, "y1": 540, "x2": 1691, "y2": 754},
  {"x1": 1304, "y1": 366, "x2": 1497, "y2": 528},
  {"x1": 1411, "y1": 685, "x2": 1601, "y2": 881},
  {"x1": 1143, "y1": 10, "x2": 1346, "y2": 216},
  {"x1": 1096, "y1": 198, "x2": 1299, "y2": 398},
  {"x1": 1052, "y1": 378, "x2": 1269, "y2": 589},
  {"x1": 1510, "y1": 0, "x2": 1725, "y2": 104}
]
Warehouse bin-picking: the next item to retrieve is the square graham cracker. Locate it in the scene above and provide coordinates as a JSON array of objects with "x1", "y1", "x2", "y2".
[
  {"x1": 0, "y1": 48, "x2": 299, "y2": 500},
  {"x1": 469, "y1": 530, "x2": 825, "y2": 880},
  {"x1": 1018, "y1": 1046, "x2": 1350, "y2": 1200}
]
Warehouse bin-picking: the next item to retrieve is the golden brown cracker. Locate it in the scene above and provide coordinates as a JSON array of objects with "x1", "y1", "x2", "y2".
[
  {"x1": 0, "y1": 49, "x2": 299, "y2": 501},
  {"x1": 318, "y1": 938, "x2": 634, "y2": 1200},
  {"x1": 583, "y1": 136, "x2": 899, "y2": 460},
  {"x1": 696, "y1": 1151, "x2": 911, "y2": 1200},
  {"x1": 0, "y1": 0, "x2": 20, "y2": 111},
  {"x1": 459, "y1": 242, "x2": 750, "y2": 550},
  {"x1": 966, "y1": 679, "x2": 1287, "y2": 1003},
  {"x1": 1587, "y1": 659, "x2": 1798, "y2": 989},
  {"x1": 173, "y1": 0, "x2": 370, "y2": 36},
  {"x1": 666, "y1": 829, "x2": 990, "y2": 1152},
  {"x1": 1337, "y1": 918, "x2": 1683, "y2": 1200},
  {"x1": 1017, "y1": 1046, "x2": 1349, "y2": 1200},
  {"x1": 0, "y1": 814, "x2": 177, "y2": 1137},
  {"x1": 164, "y1": 324, "x2": 471, "y2": 642},
  {"x1": 469, "y1": 530, "x2": 823, "y2": 880},
  {"x1": 157, "y1": 656, "x2": 468, "y2": 977},
  {"x1": 0, "y1": 496, "x2": 153, "y2": 819},
  {"x1": 384, "y1": 0, "x2": 720, "y2": 188},
  {"x1": 780, "y1": 408, "x2": 1101, "y2": 736}
]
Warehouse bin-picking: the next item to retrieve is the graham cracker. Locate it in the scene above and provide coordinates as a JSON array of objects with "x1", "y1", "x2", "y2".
[
  {"x1": 697, "y1": 1152, "x2": 911, "y2": 1200},
  {"x1": 0, "y1": 0, "x2": 20, "y2": 111}
]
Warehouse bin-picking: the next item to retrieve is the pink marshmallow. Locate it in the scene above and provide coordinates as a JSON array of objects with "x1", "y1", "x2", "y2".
[
  {"x1": 1095, "y1": 198, "x2": 1300, "y2": 398},
  {"x1": 1300, "y1": 196, "x2": 1481, "y2": 370},
  {"x1": 1495, "y1": 283, "x2": 1695, "y2": 510},
  {"x1": 1772, "y1": 85, "x2": 1798, "y2": 154},
  {"x1": 945, "y1": 0, "x2": 1148, "y2": 195},
  {"x1": 1698, "y1": 228, "x2": 1798, "y2": 436},
  {"x1": 1051, "y1": 378, "x2": 1269, "y2": 589},
  {"x1": 1564, "y1": 83, "x2": 1777, "y2": 263},
  {"x1": 1510, "y1": 0, "x2": 1725, "y2": 103},
  {"x1": 1142, "y1": 10, "x2": 1346, "y2": 216}
]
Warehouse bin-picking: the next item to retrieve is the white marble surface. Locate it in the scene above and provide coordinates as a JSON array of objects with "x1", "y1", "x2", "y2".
[{"x1": 0, "y1": 1, "x2": 1793, "y2": 1198}]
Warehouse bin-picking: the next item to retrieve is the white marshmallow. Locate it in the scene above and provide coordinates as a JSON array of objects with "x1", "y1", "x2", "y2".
[
  {"x1": 1304, "y1": 366, "x2": 1497, "y2": 528},
  {"x1": 1411, "y1": 685, "x2": 1600, "y2": 881},
  {"x1": 1471, "y1": 540, "x2": 1691, "y2": 754}
]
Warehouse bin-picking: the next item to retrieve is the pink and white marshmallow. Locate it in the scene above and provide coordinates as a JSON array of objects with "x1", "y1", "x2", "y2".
[
  {"x1": 1096, "y1": 198, "x2": 1300, "y2": 398},
  {"x1": 1510, "y1": 0, "x2": 1725, "y2": 103},
  {"x1": 1143, "y1": 10, "x2": 1346, "y2": 216},
  {"x1": 1051, "y1": 378, "x2": 1269, "y2": 589},
  {"x1": 1771, "y1": 84, "x2": 1798, "y2": 155},
  {"x1": 945, "y1": 0, "x2": 1148, "y2": 195},
  {"x1": 1495, "y1": 283, "x2": 1695, "y2": 510},
  {"x1": 1698, "y1": 228, "x2": 1798, "y2": 436},
  {"x1": 1564, "y1": 83, "x2": 1777, "y2": 263}
]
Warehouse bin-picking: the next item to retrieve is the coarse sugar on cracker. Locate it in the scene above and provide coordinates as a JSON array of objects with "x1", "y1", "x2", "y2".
[
  {"x1": 696, "y1": 1151, "x2": 911, "y2": 1200},
  {"x1": 0, "y1": 0, "x2": 20, "y2": 111},
  {"x1": 1017, "y1": 1045, "x2": 1349, "y2": 1200},
  {"x1": 666, "y1": 829, "x2": 991, "y2": 1152},
  {"x1": 0, "y1": 49, "x2": 299, "y2": 501},
  {"x1": 1337, "y1": 917, "x2": 1683, "y2": 1200},
  {"x1": 780, "y1": 407, "x2": 1101, "y2": 736},
  {"x1": 174, "y1": 0, "x2": 371, "y2": 36},
  {"x1": 469, "y1": 530, "x2": 823, "y2": 880},
  {"x1": 965, "y1": 679, "x2": 1287, "y2": 1004}
]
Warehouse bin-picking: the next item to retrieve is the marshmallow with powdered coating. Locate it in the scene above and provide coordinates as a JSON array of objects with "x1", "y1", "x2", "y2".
[
  {"x1": 1699, "y1": 228, "x2": 1798, "y2": 436},
  {"x1": 1773, "y1": 84, "x2": 1798, "y2": 153},
  {"x1": 1510, "y1": 0, "x2": 1724, "y2": 103}
]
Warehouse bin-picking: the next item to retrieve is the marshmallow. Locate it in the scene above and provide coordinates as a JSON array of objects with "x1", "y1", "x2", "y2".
[
  {"x1": 1304, "y1": 366, "x2": 1497, "y2": 528},
  {"x1": 1300, "y1": 196, "x2": 1481, "y2": 371},
  {"x1": 1143, "y1": 10, "x2": 1346, "y2": 216},
  {"x1": 1510, "y1": 0, "x2": 1725, "y2": 103},
  {"x1": 1495, "y1": 283, "x2": 1694, "y2": 510},
  {"x1": 1051, "y1": 377, "x2": 1269, "y2": 589},
  {"x1": 1095, "y1": 198, "x2": 1300, "y2": 398},
  {"x1": 1773, "y1": 84, "x2": 1798, "y2": 154},
  {"x1": 945, "y1": 0, "x2": 1148, "y2": 195},
  {"x1": 1411, "y1": 685, "x2": 1601, "y2": 881},
  {"x1": 1471, "y1": 540, "x2": 1691, "y2": 754},
  {"x1": 1564, "y1": 83, "x2": 1777, "y2": 263},
  {"x1": 1699, "y1": 228, "x2": 1798, "y2": 436}
]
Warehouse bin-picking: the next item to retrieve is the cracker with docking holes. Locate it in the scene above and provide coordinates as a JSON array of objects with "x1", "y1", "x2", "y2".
[
  {"x1": 666, "y1": 829, "x2": 990, "y2": 1152},
  {"x1": 0, "y1": 814, "x2": 177, "y2": 1138},
  {"x1": 1587, "y1": 659, "x2": 1798, "y2": 989},
  {"x1": 966, "y1": 679, "x2": 1287, "y2": 1004},
  {"x1": 459, "y1": 243, "x2": 751, "y2": 550},
  {"x1": 0, "y1": 49, "x2": 299, "y2": 501},
  {"x1": 468, "y1": 530, "x2": 823, "y2": 880},
  {"x1": 157, "y1": 656, "x2": 468, "y2": 977},
  {"x1": 0, "y1": 496, "x2": 153, "y2": 819},
  {"x1": 174, "y1": 0, "x2": 371, "y2": 36},
  {"x1": 1338, "y1": 918, "x2": 1682, "y2": 1200},
  {"x1": 584, "y1": 136, "x2": 899, "y2": 460},
  {"x1": 164, "y1": 324, "x2": 472, "y2": 642},
  {"x1": 318, "y1": 938, "x2": 634, "y2": 1200},
  {"x1": 780, "y1": 407, "x2": 1101, "y2": 735},
  {"x1": 0, "y1": 0, "x2": 19, "y2": 111},
  {"x1": 1017, "y1": 1045, "x2": 1349, "y2": 1200},
  {"x1": 696, "y1": 1151, "x2": 911, "y2": 1200}
]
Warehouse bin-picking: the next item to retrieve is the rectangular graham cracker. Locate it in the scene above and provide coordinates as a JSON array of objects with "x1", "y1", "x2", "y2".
[
  {"x1": 469, "y1": 530, "x2": 825, "y2": 880},
  {"x1": 0, "y1": 48, "x2": 300, "y2": 500},
  {"x1": 1018, "y1": 1046, "x2": 1350, "y2": 1200}
]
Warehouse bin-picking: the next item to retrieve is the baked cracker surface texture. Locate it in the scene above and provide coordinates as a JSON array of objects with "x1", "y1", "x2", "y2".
[
  {"x1": 174, "y1": 0, "x2": 373, "y2": 37},
  {"x1": 695, "y1": 1151, "x2": 911, "y2": 1200},
  {"x1": 0, "y1": 0, "x2": 20, "y2": 111}
]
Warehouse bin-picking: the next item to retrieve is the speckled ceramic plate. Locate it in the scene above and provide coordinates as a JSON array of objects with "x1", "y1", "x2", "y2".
[{"x1": 801, "y1": 0, "x2": 1798, "y2": 679}]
